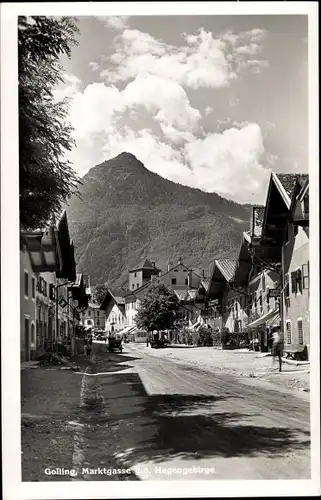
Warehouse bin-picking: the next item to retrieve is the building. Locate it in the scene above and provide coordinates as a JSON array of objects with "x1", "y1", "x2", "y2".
[
  {"x1": 20, "y1": 242, "x2": 37, "y2": 361},
  {"x1": 128, "y1": 259, "x2": 161, "y2": 291},
  {"x1": 20, "y1": 211, "x2": 88, "y2": 359},
  {"x1": 125, "y1": 258, "x2": 205, "y2": 334},
  {"x1": 282, "y1": 176, "x2": 309, "y2": 357},
  {"x1": 80, "y1": 302, "x2": 105, "y2": 331},
  {"x1": 100, "y1": 289, "x2": 127, "y2": 334}
]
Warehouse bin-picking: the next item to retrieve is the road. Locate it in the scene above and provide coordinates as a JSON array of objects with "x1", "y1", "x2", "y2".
[{"x1": 21, "y1": 342, "x2": 310, "y2": 481}]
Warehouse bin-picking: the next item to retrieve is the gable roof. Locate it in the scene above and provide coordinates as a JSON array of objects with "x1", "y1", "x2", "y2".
[
  {"x1": 129, "y1": 258, "x2": 161, "y2": 273},
  {"x1": 215, "y1": 259, "x2": 237, "y2": 282},
  {"x1": 100, "y1": 288, "x2": 127, "y2": 310}
]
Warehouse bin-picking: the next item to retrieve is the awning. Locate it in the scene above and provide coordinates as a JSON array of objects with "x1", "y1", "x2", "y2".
[
  {"x1": 246, "y1": 308, "x2": 280, "y2": 329},
  {"x1": 266, "y1": 311, "x2": 281, "y2": 327},
  {"x1": 119, "y1": 325, "x2": 135, "y2": 335}
]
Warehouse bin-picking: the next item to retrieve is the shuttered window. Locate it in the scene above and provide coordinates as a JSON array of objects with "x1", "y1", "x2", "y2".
[
  {"x1": 297, "y1": 319, "x2": 303, "y2": 345},
  {"x1": 49, "y1": 284, "x2": 55, "y2": 300},
  {"x1": 286, "y1": 321, "x2": 292, "y2": 344},
  {"x1": 266, "y1": 287, "x2": 270, "y2": 310},
  {"x1": 284, "y1": 274, "x2": 290, "y2": 299},
  {"x1": 302, "y1": 262, "x2": 310, "y2": 289},
  {"x1": 291, "y1": 272, "x2": 297, "y2": 294}
]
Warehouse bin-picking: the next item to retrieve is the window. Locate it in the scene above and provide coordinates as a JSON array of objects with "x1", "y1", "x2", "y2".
[
  {"x1": 134, "y1": 273, "x2": 137, "y2": 277},
  {"x1": 32, "y1": 277, "x2": 35, "y2": 299},
  {"x1": 302, "y1": 262, "x2": 309, "y2": 290},
  {"x1": 43, "y1": 280, "x2": 47, "y2": 297},
  {"x1": 171, "y1": 278, "x2": 177, "y2": 285},
  {"x1": 49, "y1": 284, "x2": 55, "y2": 300},
  {"x1": 297, "y1": 319, "x2": 303, "y2": 345},
  {"x1": 284, "y1": 274, "x2": 290, "y2": 299},
  {"x1": 24, "y1": 272, "x2": 29, "y2": 297},
  {"x1": 88, "y1": 310, "x2": 91, "y2": 316},
  {"x1": 132, "y1": 284, "x2": 135, "y2": 289},
  {"x1": 286, "y1": 321, "x2": 292, "y2": 344},
  {"x1": 185, "y1": 278, "x2": 188, "y2": 285},
  {"x1": 31, "y1": 323, "x2": 35, "y2": 344},
  {"x1": 174, "y1": 269, "x2": 178, "y2": 272},
  {"x1": 136, "y1": 284, "x2": 139, "y2": 288}
]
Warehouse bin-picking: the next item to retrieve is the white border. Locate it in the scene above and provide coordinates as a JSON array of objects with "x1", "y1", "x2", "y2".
[{"x1": 1, "y1": 2, "x2": 320, "y2": 499}]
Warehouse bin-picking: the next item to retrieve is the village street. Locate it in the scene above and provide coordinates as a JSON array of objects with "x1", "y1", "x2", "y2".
[{"x1": 21, "y1": 342, "x2": 310, "y2": 482}]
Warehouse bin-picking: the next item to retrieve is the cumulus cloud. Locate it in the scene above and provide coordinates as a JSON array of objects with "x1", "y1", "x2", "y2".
[
  {"x1": 60, "y1": 24, "x2": 272, "y2": 204},
  {"x1": 100, "y1": 26, "x2": 269, "y2": 89},
  {"x1": 96, "y1": 15, "x2": 130, "y2": 31},
  {"x1": 64, "y1": 77, "x2": 270, "y2": 203}
]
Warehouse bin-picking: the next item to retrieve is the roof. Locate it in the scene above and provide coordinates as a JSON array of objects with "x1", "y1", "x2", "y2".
[
  {"x1": 100, "y1": 288, "x2": 127, "y2": 310},
  {"x1": 129, "y1": 258, "x2": 160, "y2": 273},
  {"x1": 200, "y1": 278, "x2": 211, "y2": 292},
  {"x1": 215, "y1": 259, "x2": 237, "y2": 282},
  {"x1": 271, "y1": 173, "x2": 307, "y2": 211}
]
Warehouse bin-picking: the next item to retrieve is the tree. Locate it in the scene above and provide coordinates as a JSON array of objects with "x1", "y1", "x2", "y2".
[
  {"x1": 19, "y1": 16, "x2": 81, "y2": 230},
  {"x1": 135, "y1": 282, "x2": 179, "y2": 333},
  {"x1": 92, "y1": 283, "x2": 109, "y2": 306}
]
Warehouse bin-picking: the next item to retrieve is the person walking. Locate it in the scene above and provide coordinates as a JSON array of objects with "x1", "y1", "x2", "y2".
[{"x1": 271, "y1": 326, "x2": 284, "y2": 372}]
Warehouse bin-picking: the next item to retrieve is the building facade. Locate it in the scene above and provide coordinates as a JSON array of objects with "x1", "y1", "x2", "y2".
[
  {"x1": 282, "y1": 177, "x2": 309, "y2": 356},
  {"x1": 20, "y1": 245, "x2": 37, "y2": 361}
]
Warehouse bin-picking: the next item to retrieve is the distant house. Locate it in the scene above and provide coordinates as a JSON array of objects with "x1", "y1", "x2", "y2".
[
  {"x1": 128, "y1": 258, "x2": 161, "y2": 291},
  {"x1": 81, "y1": 301, "x2": 105, "y2": 331},
  {"x1": 100, "y1": 289, "x2": 127, "y2": 334}
]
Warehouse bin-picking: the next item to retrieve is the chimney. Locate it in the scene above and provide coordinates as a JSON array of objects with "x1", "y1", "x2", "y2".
[
  {"x1": 178, "y1": 257, "x2": 182, "y2": 265},
  {"x1": 167, "y1": 262, "x2": 171, "y2": 271}
]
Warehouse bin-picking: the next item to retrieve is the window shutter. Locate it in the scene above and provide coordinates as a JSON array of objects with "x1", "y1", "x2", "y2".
[
  {"x1": 296, "y1": 269, "x2": 302, "y2": 294},
  {"x1": 302, "y1": 262, "x2": 309, "y2": 289},
  {"x1": 286, "y1": 321, "x2": 292, "y2": 344},
  {"x1": 291, "y1": 272, "x2": 297, "y2": 294},
  {"x1": 297, "y1": 319, "x2": 303, "y2": 345}
]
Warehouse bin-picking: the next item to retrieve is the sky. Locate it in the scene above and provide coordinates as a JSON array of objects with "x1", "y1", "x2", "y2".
[{"x1": 56, "y1": 14, "x2": 308, "y2": 205}]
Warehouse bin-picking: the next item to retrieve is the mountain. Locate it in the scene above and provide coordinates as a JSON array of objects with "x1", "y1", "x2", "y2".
[{"x1": 66, "y1": 152, "x2": 252, "y2": 287}]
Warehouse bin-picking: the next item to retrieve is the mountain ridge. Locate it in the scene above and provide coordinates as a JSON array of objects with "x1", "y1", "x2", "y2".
[{"x1": 67, "y1": 152, "x2": 252, "y2": 287}]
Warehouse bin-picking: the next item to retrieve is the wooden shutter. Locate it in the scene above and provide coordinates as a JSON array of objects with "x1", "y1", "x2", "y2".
[
  {"x1": 302, "y1": 262, "x2": 309, "y2": 289},
  {"x1": 296, "y1": 269, "x2": 302, "y2": 294},
  {"x1": 286, "y1": 321, "x2": 292, "y2": 344},
  {"x1": 291, "y1": 272, "x2": 297, "y2": 294},
  {"x1": 297, "y1": 319, "x2": 303, "y2": 344}
]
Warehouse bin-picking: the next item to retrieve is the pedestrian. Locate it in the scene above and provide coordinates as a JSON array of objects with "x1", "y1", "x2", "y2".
[
  {"x1": 86, "y1": 343, "x2": 92, "y2": 358},
  {"x1": 271, "y1": 326, "x2": 284, "y2": 372}
]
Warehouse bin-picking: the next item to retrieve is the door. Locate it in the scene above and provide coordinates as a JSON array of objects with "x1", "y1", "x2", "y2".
[{"x1": 24, "y1": 317, "x2": 30, "y2": 361}]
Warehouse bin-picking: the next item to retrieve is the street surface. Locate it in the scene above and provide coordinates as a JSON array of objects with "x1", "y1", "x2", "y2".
[{"x1": 21, "y1": 342, "x2": 310, "y2": 481}]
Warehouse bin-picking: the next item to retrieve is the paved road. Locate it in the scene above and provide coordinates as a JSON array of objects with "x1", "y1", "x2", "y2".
[{"x1": 21, "y1": 342, "x2": 310, "y2": 481}]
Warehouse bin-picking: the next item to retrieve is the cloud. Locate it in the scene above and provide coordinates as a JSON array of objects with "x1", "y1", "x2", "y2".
[
  {"x1": 184, "y1": 123, "x2": 270, "y2": 203},
  {"x1": 89, "y1": 61, "x2": 100, "y2": 72},
  {"x1": 96, "y1": 15, "x2": 130, "y2": 31},
  {"x1": 100, "y1": 26, "x2": 269, "y2": 89},
  {"x1": 64, "y1": 77, "x2": 270, "y2": 203}
]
